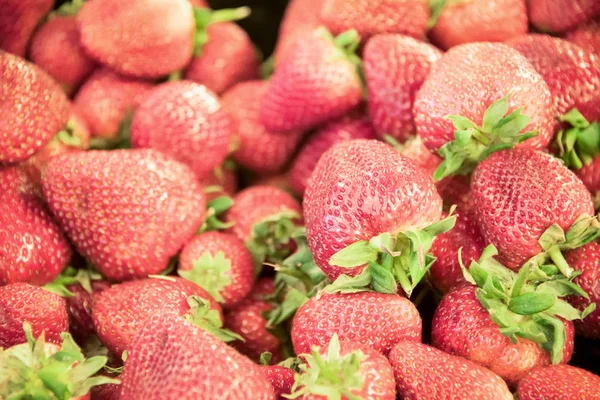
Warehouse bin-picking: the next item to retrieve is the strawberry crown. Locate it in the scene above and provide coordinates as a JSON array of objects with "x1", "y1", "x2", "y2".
[
  {"x1": 178, "y1": 251, "x2": 233, "y2": 303},
  {"x1": 198, "y1": 195, "x2": 235, "y2": 233},
  {"x1": 555, "y1": 109, "x2": 600, "y2": 170},
  {"x1": 53, "y1": 0, "x2": 84, "y2": 17},
  {"x1": 193, "y1": 6, "x2": 251, "y2": 57},
  {"x1": 184, "y1": 296, "x2": 244, "y2": 343},
  {"x1": 44, "y1": 266, "x2": 104, "y2": 297}
]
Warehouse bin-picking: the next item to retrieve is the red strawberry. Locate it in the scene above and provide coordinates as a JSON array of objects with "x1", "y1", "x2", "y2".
[
  {"x1": 320, "y1": 0, "x2": 429, "y2": 42},
  {"x1": 274, "y1": 0, "x2": 323, "y2": 64},
  {"x1": 0, "y1": 0, "x2": 53, "y2": 57},
  {"x1": 184, "y1": 22, "x2": 259, "y2": 95},
  {"x1": 252, "y1": 173, "x2": 296, "y2": 195},
  {"x1": 0, "y1": 166, "x2": 71, "y2": 286},
  {"x1": 65, "y1": 279, "x2": 111, "y2": 343},
  {"x1": 74, "y1": 68, "x2": 154, "y2": 139},
  {"x1": 0, "y1": 282, "x2": 68, "y2": 348},
  {"x1": 291, "y1": 291, "x2": 421, "y2": 356},
  {"x1": 566, "y1": 20, "x2": 600, "y2": 55},
  {"x1": 261, "y1": 365, "x2": 295, "y2": 400},
  {"x1": 260, "y1": 27, "x2": 362, "y2": 134},
  {"x1": 30, "y1": 15, "x2": 96, "y2": 95},
  {"x1": 0, "y1": 51, "x2": 70, "y2": 163},
  {"x1": 42, "y1": 149, "x2": 206, "y2": 281},
  {"x1": 528, "y1": 0, "x2": 600, "y2": 33},
  {"x1": 222, "y1": 80, "x2": 304, "y2": 174},
  {"x1": 517, "y1": 364, "x2": 600, "y2": 399},
  {"x1": 119, "y1": 312, "x2": 275, "y2": 399},
  {"x1": 289, "y1": 113, "x2": 376, "y2": 196},
  {"x1": 364, "y1": 34, "x2": 441, "y2": 142},
  {"x1": 388, "y1": 341, "x2": 513, "y2": 399},
  {"x1": 76, "y1": 0, "x2": 195, "y2": 78},
  {"x1": 429, "y1": 0, "x2": 527, "y2": 50},
  {"x1": 413, "y1": 43, "x2": 555, "y2": 180},
  {"x1": 92, "y1": 276, "x2": 222, "y2": 357},
  {"x1": 472, "y1": 149, "x2": 595, "y2": 269},
  {"x1": 131, "y1": 81, "x2": 232, "y2": 178},
  {"x1": 576, "y1": 155, "x2": 600, "y2": 205},
  {"x1": 197, "y1": 163, "x2": 238, "y2": 202}
]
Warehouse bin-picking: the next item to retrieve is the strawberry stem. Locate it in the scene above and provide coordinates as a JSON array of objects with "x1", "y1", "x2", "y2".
[{"x1": 555, "y1": 108, "x2": 600, "y2": 169}]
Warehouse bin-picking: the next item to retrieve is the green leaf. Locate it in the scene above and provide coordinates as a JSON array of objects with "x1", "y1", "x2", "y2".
[
  {"x1": 184, "y1": 296, "x2": 244, "y2": 342},
  {"x1": 534, "y1": 314, "x2": 566, "y2": 364},
  {"x1": 199, "y1": 196, "x2": 235, "y2": 232},
  {"x1": 545, "y1": 299, "x2": 588, "y2": 321},
  {"x1": 193, "y1": 7, "x2": 251, "y2": 56},
  {"x1": 322, "y1": 269, "x2": 372, "y2": 294},
  {"x1": 178, "y1": 250, "x2": 232, "y2": 303},
  {"x1": 508, "y1": 293, "x2": 556, "y2": 315},
  {"x1": 367, "y1": 262, "x2": 397, "y2": 294},
  {"x1": 260, "y1": 352, "x2": 273, "y2": 366},
  {"x1": 329, "y1": 241, "x2": 378, "y2": 268},
  {"x1": 266, "y1": 288, "x2": 310, "y2": 327},
  {"x1": 54, "y1": 0, "x2": 84, "y2": 16},
  {"x1": 535, "y1": 279, "x2": 589, "y2": 299},
  {"x1": 482, "y1": 95, "x2": 510, "y2": 132}
]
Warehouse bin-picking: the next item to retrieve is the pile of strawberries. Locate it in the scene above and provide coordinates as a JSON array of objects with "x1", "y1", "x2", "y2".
[{"x1": 1, "y1": 0, "x2": 600, "y2": 398}]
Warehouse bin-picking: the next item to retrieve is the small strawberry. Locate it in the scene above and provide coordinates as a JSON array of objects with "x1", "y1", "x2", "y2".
[
  {"x1": 517, "y1": 364, "x2": 600, "y2": 399},
  {"x1": 64, "y1": 275, "x2": 111, "y2": 344},
  {"x1": 274, "y1": 0, "x2": 323, "y2": 64},
  {"x1": 289, "y1": 113, "x2": 376, "y2": 196},
  {"x1": 364, "y1": 34, "x2": 441, "y2": 142},
  {"x1": 261, "y1": 365, "x2": 295, "y2": 400},
  {"x1": 566, "y1": 20, "x2": 600, "y2": 55},
  {"x1": 388, "y1": 341, "x2": 513, "y2": 399},
  {"x1": 0, "y1": 0, "x2": 53, "y2": 57},
  {"x1": 528, "y1": 0, "x2": 600, "y2": 33},
  {"x1": 131, "y1": 80, "x2": 232, "y2": 178},
  {"x1": 260, "y1": 27, "x2": 362, "y2": 134},
  {"x1": 222, "y1": 80, "x2": 304, "y2": 174},
  {"x1": 0, "y1": 282, "x2": 69, "y2": 348},
  {"x1": 42, "y1": 149, "x2": 206, "y2": 281}
]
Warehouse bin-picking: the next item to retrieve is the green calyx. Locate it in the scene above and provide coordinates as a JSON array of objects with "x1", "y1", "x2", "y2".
[
  {"x1": 52, "y1": 0, "x2": 84, "y2": 17},
  {"x1": 286, "y1": 335, "x2": 365, "y2": 400},
  {"x1": 88, "y1": 110, "x2": 133, "y2": 150},
  {"x1": 178, "y1": 250, "x2": 232, "y2": 303},
  {"x1": 555, "y1": 109, "x2": 600, "y2": 170},
  {"x1": 325, "y1": 212, "x2": 457, "y2": 297},
  {"x1": 43, "y1": 266, "x2": 104, "y2": 297},
  {"x1": 0, "y1": 323, "x2": 119, "y2": 400},
  {"x1": 462, "y1": 245, "x2": 595, "y2": 365},
  {"x1": 184, "y1": 296, "x2": 244, "y2": 343},
  {"x1": 53, "y1": 121, "x2": 83, "y2": 148},
  {"x1": 193, "y1": 6, "x2": 251, "y2": 56},
  {"x1": 198, "y1": 195, "x2": 235, "y2": 233},
  {"x1": 433, "y1": 94, "x2": 538, "y2": 181}
]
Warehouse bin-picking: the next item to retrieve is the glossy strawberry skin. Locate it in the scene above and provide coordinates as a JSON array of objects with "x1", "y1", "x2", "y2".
[
  {"x1": 472, "y1": 149, "x2": 594, "y2": 269},
  {"x1": 119, "y1": 313, "x2": 275, "y2": 399},
  {"x1": 576, "y1": 155, "x2": 600, "y2": 199},
  {"x1": 289, "y1": 113, "x2": 376, "y2": 196},
  {"x1": 42, "y1": 149, "x2": 206, "y2": 281},
  {"x1": 0, "y1": 0, "x2": 53, "y2": 57},
  {"x1": 566, "y1": 20, "x2": 600, "y2": 55},
  {"x1": 65, "y1": 280, "x2": 111, "y2": 343},
  {"x1": 291, "y1": 292, "x2": 422, "y2": 356},
  {"x1": 388, "y1": 341, "x2": 513, "y2": 400},
  {"x1": 92, "y1": 277, "x2": 221, "y2": 358},
  {"x1": 414, "y1": 42, "x2": 555, "y2": 153},
  {"x1": 131, "y1": 81, "x2": 232, "y2": 178},
  {"x1": 222, "y1": 81, "x2": 304, "y2": 174},
  {"x1": 431, "y1": 285, "x2": 575, "y2": 387},
  {"x1": 528, "y1": 0, "x2": 600, "y2": 33},
  {"x1": 517, "y1": 364, "x2": 600, "y2": 400},
  {"x1": 0, "y1": 283, "x2": 69, "y2": 348},
  {"x1": 261, "y1": 365, "x2": 294, "y2": 400},
  {"x1": 304, "y1": 139, "x2": 442, "y2": 281}
]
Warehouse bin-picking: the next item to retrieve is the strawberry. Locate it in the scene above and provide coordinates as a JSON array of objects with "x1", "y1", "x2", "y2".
[
  {"x1": 274, "y1": 0, "x2": 323, "y2": 64},
  {"x1": 119, "y1": 312, "x2": 275, "y2": 399},
  {"x1": 0, "y1": 166, "x2": 71, "y2": 286},
  {"x1": 178, "y1": 231, "x2": 255, "y2": 309},
  {"x1": 395, "y1": 134, "x2": 442, "y2": 175},
  {"x1": 0, "y1": 282, "x2": 68, "y2": 348},
  {"x1": 566, "y1": 20, "x2": 600, "y2": 55},
  {"x1": 131, "y1": 81, "x2": 232, "y2": 178},
  {"x1": 92, "y1": 276, "x2": 222, "y2": 357},
  {"x1": 42, "y1": 149, "x2": 206, "y2": 281},
  {"x1": 261, "y1": 365, "x2": 295, "y2": 400},
  {"x1": 222, "y1": 80, "x2": 304, "y2": 174},
  {"x1": 291, "y1": 291, "x2": 421, "y2": 356},
  {"x1": 528, "y1": 0, "x2": 600, "y2": 33},
  {"x1": 76, "y1": 0, "x2": 195, "y2": 78},
  {"x1": 65, "y1": 279, "x2": 111, "y2": 344},
  {"x1": 428, "y1": 0, "x2": 527, "y2": 50},
  {"x1": 0, "y1": 51, "x2": 71, "y2": 163},
  {"x1": 252, "y1": 173, "x2": 296, "y2": 196},
  {"x1": 576, "y1": 154, "x2": 600, "y2": 207},
  {"x1": 30, "y1": 15, "x2": 96, "y2": 95},
  {"x1": 289, "y1": 113, "x2": 376, "y2": 196},
  {"x1": 260, "y1": 27, "x2": 362, "y2": 134},
  {"x1": 413, "y1": 43, "x2": 555, "y2": 180},
  {"x1": 74, "y1": 68, "x2": 154, "y2": 139},
  {"x1": 0, "y1": 0, "x2": 53, "y2": 57},
  {"x1": 364, "y1": 34, "x2": 441, "y2": 142},
  {"x1": 289, "y1": 335, "x2": 396, "y2": 399},
  {"x1": 197, "y1": 162, "x2": 238, "y2": 202},
  {"x1": 517, "y1": 364, "x2": 600, "y2": 399},
  {"x1": 388, "y1": 341, "x2": 513, "y2": 399},
  {"x1": 320, "y1": 0, "x2": 429, "y2": 42}
]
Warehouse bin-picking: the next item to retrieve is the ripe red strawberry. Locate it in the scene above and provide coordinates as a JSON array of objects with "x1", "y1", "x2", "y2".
[
  {"x1": 320, "y1": 0, "x2": 429, "y2": 42},
  {"x1": 289, "y1": 113, "x2": 376, "y2": 196},
  {"x1": 576, "y1": 155, "x2": 600, "y2": 205},
  {"x1": 261, "y1": 365, "x2": 294, "y2": 400},
  {"x1": 0, "y1": 282, "x2": 69, "y2": 348},
  {"x1": 274, "y1": 0, "x2": 323, "y2": 64},
  {"x1": 429, "y1": 0, "x2": 527, "y2": 50},
  {"x1": 93, "y1": 276, "x2": 222, "y2": 357},
  {"x1": 119, "y1": 312, "x2": 275, "y2": 399},
  {"x1": 131, "y1": 81, "x2": 232, "y2": 178},
  {"x1": 30, "y1": 15, "x2": 96, "y2": 95},
  {"x1": 76, "y1": 0, "x2": 195, "y2": 78},
  {"x1": 566, "y1": 20, "x2": 600, "y2": 55},
  {"x1": 42, "y1": 149, "x2": 206, "y2": 281},
  {"x1": 291, "y1": 291, "x2": 421, "y2": 356},
  {"x1": 197, "y1": 162, "x2": 238, "y2": 202},
  {"x1": 222, "y1": 80, "x2": 304, "y2": 174},
  {"x1": 260, "y1": 27, "x2": 362, "y2": 134},
  {"x1": 517, "y1": 364, "x2": 600, "y2": 399},
  {"x1": 65, "y1": 279, "x2": 111, "y2": 343},
  {"x1": 0, "y1": 51, "x2": 71, "y2": 163},
  {"x1": 74, "y1": 68, "x2": 154, "y2": 139},
  {"x1": 0, "y1": 0, "x2": 53, "y2": 57},
  {"x1": 528, "y1": 0, "x2": 600, "y2": 33},
  {"x1": 364, "y1": 34, "x2": 441, "y2": 142},
  {"x1": 0, "y1": 166, "x2": 71, "y2": 286},
  {"x1": 472, "y1": 149, "x2": 595, "y2": 269},
  {"x1": 413, "y1": 43, "x2": 555, "y2": 180},
  {"x1": 388, "y1": 341, "x2": 513, "y2": 399}
]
